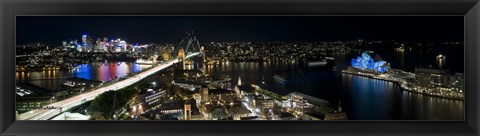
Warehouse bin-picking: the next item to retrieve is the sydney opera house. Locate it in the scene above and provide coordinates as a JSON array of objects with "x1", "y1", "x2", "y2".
[{"x1": 351, "y1": 52, "x2": 390, "y2": 73}]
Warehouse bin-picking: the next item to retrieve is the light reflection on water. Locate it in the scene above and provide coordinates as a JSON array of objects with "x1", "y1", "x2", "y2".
[
  {"x1": 16, "y1": 62, "x2": 151, "y2": 91},
  {"x1": 205, "y1": 61, "x2": 464, "y2": 120},
  {"x1": 15, "y1": 47, "x2": 464, "y2": 120}
]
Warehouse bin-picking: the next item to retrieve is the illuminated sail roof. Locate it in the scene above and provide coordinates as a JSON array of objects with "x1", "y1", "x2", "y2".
[{"x1": 351, "y1": 52, "x2": 390, "y2": 73}]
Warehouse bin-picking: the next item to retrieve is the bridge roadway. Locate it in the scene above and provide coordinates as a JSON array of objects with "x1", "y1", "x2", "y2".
[{"x1": 17, "y1": 52, "x2": 199, "y2": 120}]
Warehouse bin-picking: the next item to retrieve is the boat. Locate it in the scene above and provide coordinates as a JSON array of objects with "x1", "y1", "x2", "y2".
[
  {"x1": 273, "y1": 74, "x2": 287, "y2": 84},
  {"x1": 135, "y1": 59, "x2": 155, "y2": 65},
  {"x1": 62, "y1": 82, "x2": 75, "y2": 87},
  {"x1": 307, "y1": 60, "x2": 327, "y2": 67},
  {"x1": 325, "y1": 57, "x2": 335, "y2": 60}
]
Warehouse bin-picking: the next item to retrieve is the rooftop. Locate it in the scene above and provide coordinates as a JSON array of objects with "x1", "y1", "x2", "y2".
[
  {"x1": 208, "y1": 88, "x2": 236, "y2": 95},
  {"x1": 147, "y1": 99, "x2": 200, "y2": 115},
  {"x1": 305, "y1": 111, "x2": 325, "y2": 120}
]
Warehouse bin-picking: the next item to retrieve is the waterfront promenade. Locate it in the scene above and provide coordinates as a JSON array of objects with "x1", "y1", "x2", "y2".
[{"x1": 341, "y1": 67, "x2": 464, "y2": 100}]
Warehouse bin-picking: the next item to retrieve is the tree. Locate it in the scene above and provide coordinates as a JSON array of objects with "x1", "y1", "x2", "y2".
[
  {"x1": 87, "y1": 88, "x2": 138, "y2": 120},
  {"x1": 89, "y1": 111, "x2": 106, "y2": 120},
  {"x1": 170, "y1": 85, "x2": 190, "y2": 99},
  {"x1": 211, "y1": 108, "x2": 227, "y2": 120}
]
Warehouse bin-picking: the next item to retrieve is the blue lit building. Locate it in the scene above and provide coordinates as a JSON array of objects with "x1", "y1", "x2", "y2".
[{"x1": 351, "y1": 52, "x2": 390, "y2": 73}]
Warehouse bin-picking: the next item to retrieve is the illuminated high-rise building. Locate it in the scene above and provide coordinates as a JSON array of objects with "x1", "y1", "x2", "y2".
[
  {"x1": 415, "y1": 68, "x2": 450, "y2": 88},
  {"x1": 82, "y1": 35, "x2": 87, "y2": 44},
  {"x1": 119, "y1": 41, "x2": 127, "y2": 52},
  {"x1": 86, "y1": 36, "x2": 94, "y2": 52},
  {"x1": 76, "y1": 44, "x2": 83, "y2": 52},
  {"x1": 87, "y1": 36, "x2": 93, "y2": 44},
  {"x1": 201, "y1": 86, "x2": 209, "y2": 103},
  {"x1": 80, "y1": 35, "x2": 88, "y2": 52},
  {"x1": 92, "y1": 38, "x2": 101, "y2": 52},
  {"x1": 192, "y1": 94, "x2": 201, "y2": 107}
]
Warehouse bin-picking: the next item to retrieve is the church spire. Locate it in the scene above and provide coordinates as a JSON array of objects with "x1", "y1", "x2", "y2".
[
  {"x1": 237, "y1": 76, "x2": 242, "y2": 86},
  {"x1": 338, "y1": 100, "x2": 342, "y2": 112}
]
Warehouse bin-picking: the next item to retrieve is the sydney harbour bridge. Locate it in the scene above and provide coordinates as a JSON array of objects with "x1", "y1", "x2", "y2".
[
  {"x1": 173, "y1": 31, "x2": 206, "y2": 71},
  {"x1": 173, "y1": 31, "x2": 202, "y2": 55}
]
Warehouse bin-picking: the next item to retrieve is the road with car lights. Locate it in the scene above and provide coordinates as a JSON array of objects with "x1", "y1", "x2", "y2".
[{"x1": 17, "y1": 52, "x2": 200, "y2": 120}]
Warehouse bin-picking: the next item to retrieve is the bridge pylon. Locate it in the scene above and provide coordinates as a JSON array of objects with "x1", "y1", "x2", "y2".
[{"x1": 178, "y1": 48, "x2": 186, "y2": 70}]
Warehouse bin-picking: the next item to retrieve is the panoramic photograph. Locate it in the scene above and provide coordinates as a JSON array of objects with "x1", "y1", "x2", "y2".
[{"x1": 15, "y1": 16, "x2": 464, "y2": 120}]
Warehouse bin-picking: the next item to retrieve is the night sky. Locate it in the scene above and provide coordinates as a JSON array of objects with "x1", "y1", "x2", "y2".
[{"x1": 16, "y1": 16, "x2": 464, "y2": 45}]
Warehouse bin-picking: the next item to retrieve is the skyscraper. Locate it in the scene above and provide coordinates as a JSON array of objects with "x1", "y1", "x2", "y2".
[
  {"x1": 82, "y1": 35, "x2": 87, "y2": 44},
  {"x1": 119, "y1": 41, "x2": 127, "y2": 52}
]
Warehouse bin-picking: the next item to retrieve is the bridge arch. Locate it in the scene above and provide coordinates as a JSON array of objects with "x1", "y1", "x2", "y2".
[{"x1": 173, "y1": 31, "x2": 201, "y2": 55}]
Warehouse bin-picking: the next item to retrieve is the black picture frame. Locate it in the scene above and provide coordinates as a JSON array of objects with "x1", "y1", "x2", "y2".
[{"x1": 1, "y1": 0, "x2": 479, "y2": 136}]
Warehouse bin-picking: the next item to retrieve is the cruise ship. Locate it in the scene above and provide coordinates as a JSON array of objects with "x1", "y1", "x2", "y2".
[
  {"x1": 307, "y1": 60, "x2": 327, "y2": 67},
  {"x1": 305, "y1": 57, "x2": 335, "y2": 67}
]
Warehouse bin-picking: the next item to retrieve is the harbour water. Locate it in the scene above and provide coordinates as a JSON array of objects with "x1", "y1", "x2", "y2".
[
  {"x1": 15, "y1": 47, "x2": 464, "y2": 120},
  {"x1": 16, "y1": 62, "x2": 152, "y2": 91},
  {"x1": 203, "y1": 47, "x2": 464, "y2": 120}
]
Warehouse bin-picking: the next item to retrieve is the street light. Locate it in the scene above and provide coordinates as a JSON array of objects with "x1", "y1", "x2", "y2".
[{"x1": 50, "y1": 96, "x2": 55, "y2": 103}]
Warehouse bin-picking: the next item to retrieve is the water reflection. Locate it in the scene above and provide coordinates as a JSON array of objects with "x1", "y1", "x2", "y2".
[
  {"x1": 205, "y1": 61, "x2": 464, "y2": 120},
  {"x1": 16, "y1": 62, "x2": 151, "y2": 91},
  {"x1": 342, "y1": 74, "x2": 463, "y2": 120}
]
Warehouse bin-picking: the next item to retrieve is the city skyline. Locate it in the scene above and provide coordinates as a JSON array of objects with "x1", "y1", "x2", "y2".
[
  {"x1": 15, "y1": 16, "x2": 464, "y2": 121},
  {"x1": 16, "y1": 16, "x2": 464, "y2": 45}
]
